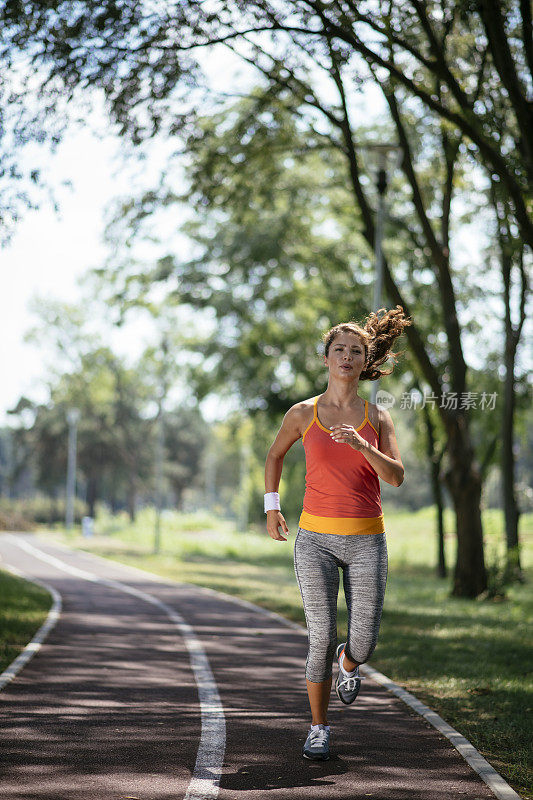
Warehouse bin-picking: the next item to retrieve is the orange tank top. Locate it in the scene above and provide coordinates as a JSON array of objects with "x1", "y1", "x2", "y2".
[{"x1": 299, "y1": 396, "x2": 385, "y2": 535}]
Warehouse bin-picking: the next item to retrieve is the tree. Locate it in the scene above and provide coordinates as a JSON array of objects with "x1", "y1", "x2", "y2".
[
  {"x1": 1, "y1": 1, "x2": 531, "y2": 244},
  {"x1": 487, "y1": 181, "x2": 530, "y2": 579},
  {"x1": 8, "y1": 348, "x2": 156, "y2": 517},
  {"x1": 102, "y1": 95, "x2": 387, "y2": 406},
  {"x1": 11, "y1": 298, "x2": 215, "y2": 517},
  {"x1": 163, "y1": 407, "x2": 211, "y2": 510}
]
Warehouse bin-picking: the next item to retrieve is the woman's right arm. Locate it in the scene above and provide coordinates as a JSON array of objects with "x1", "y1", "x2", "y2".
[{"x1": 265, "y1": 404, "x2": 306, "y2": 542}]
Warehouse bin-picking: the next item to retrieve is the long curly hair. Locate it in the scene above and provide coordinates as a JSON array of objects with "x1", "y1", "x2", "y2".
[{"x1": 322, "y1": 305, "x2": 412, "y2": 381}]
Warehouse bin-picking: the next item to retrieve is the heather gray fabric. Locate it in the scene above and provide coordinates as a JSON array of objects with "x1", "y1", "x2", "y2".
[{"x1": 294, "y1": 527, "x2": 388, "y2": 683}]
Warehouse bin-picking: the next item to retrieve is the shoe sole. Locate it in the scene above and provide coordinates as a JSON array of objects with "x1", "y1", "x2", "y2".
[{"x1": 303, "y1": 750, "x2": 330, "y2": 761}]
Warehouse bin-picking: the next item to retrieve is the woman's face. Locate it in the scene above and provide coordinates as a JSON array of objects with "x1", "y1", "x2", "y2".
[{"x1": 325, "y1": 332, "x2": 366, "y2": 379}]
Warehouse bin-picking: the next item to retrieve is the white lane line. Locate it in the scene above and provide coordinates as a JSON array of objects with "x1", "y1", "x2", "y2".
[
  {"x1": 50, "y1": 540, "x2": 521, "y2": 800},
  {"x1": 4, "y1": 535, "x2": 226, "y2": 800},
  {"x1": 0, "y1": 564, "x2": 62, "y2": 691}
]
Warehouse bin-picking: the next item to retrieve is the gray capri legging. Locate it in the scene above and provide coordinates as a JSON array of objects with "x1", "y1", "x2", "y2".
[{"x1": 294, "y1": 527, "x2": 388, "y2": 683}]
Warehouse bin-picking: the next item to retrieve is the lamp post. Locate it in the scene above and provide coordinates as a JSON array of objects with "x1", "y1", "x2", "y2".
[
  {"x1": 204, "y1": 445, "x2": 216, "y2": 511},
  {"x1": 65, "y1": 408, "x2": 80, "y2": 529},
  {"x1": 154, "y1": 335, "x2": 169, "y2": 555},
  {"x1": 153, "y1": 396, "x2": 165, "y2": 555},
  {"x1": 359, "y1": 143, "x2": 403, "y2": 405},
  {"x1": 239, "y1": 419, "x2": 252, "y2": 532}
]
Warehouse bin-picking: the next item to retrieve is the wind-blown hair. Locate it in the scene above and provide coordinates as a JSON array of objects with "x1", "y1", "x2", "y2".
[{"x1": 322, "y1": 305, "x2": 412, "y2": 381}]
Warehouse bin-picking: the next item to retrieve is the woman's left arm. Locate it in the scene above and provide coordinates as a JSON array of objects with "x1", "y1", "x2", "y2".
[{"x1": 330, "y1": 408, "x2": 404, "y2": 487}]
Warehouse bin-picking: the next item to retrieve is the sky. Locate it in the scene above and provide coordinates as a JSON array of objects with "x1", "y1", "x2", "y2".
[
  {"x1": 0, "y1": 47, "x2": 245, "y2": 425},
  {"x1": 1, "y1": 123, "x2": 131, "y2": 422},
  {"x1": 0, "y1": 116, "x2": 226, "y2": 424}
]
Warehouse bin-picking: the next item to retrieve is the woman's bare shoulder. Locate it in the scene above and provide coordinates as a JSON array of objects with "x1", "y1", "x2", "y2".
[
  {"x1": 369, "y1": 401, "x2": 397, "y2": 432},
  {"x1": 284, "y1": 397, "x2": 316, "y2": 431},
  {"x1": 367, "y1": 399, "x2": 383, "y2": 431},
  {"x1": 291, "y1": 396, "x2": 317, "y2": 412}
]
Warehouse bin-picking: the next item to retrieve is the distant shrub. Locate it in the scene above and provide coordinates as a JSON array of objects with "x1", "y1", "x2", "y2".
[
  {"x1": 0, "y1": 507, "x2": 36, "y2": 531},
  {"x1": 0, "y1": 496, "x2": 88, "y2": 529},
  {"x1": 481, "y1": 544, "x2": 522, "y2": 600}
]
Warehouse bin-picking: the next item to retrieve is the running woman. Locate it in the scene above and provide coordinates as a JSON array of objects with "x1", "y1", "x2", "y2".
[{"x1": 264, "y1": 306, "x2": 411, "y2": 761}]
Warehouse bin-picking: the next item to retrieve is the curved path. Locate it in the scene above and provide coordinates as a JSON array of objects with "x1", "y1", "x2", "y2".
[{"x1": 0, "y1": 533, "x2": 509, "y2": 800}]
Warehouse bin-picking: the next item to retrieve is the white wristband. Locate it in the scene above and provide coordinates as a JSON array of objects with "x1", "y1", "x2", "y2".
[{"x1": 264, "y1": 492, "x2": 281, "y2": 513}]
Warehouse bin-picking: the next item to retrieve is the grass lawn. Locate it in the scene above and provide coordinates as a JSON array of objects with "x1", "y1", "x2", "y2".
[
  {"x1": 38, "y1": 504, "x2": 532, "y2": 799},
  {"x1": 0, "y1": 569, "x2": 53, "y2": 674}
]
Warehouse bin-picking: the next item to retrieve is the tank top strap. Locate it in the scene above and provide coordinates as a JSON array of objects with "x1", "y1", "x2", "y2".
[
  {"x1": 363, "y1": 399, "x2": 379, "y2": 436},
  {"x1": 302, "y1": 396, "x2": 320, "y2": 443}
]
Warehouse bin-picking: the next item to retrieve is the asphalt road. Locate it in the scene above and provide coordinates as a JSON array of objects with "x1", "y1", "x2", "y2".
[{"x1": 0, "y1": 533, "x2": 498, "y2": 800}]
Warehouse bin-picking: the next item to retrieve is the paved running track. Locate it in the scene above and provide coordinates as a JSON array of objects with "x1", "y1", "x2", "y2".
[{"x1": 0, "y1": 533, "x2": 500, "y2": 800}]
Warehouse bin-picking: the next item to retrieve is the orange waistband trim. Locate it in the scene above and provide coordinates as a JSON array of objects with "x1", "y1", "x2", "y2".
[{"x1": 299, "y1": 510, "x2": 385, "y2": 536}]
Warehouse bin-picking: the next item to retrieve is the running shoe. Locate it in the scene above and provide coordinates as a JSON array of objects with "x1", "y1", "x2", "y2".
[
  {"x1": 303, "y1": 725, "x2": 330, "y2": 760},
  {"x1": 335, "y1": 642, "x2": 363, "y2": 705}
]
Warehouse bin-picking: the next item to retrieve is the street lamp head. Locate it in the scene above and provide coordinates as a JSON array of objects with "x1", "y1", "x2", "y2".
[
  {"x1": 357, "y1": 141, "x2": 403, "y2": 169},
  {"x1": 363, "y1": 142, "x2": 400, "y2": 152},
  {"x1": 67, "y1": 408, "x2": 81, "y2": 426}
]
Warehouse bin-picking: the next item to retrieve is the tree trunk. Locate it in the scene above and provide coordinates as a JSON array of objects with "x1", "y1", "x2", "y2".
[
  {"x1": 127, "y1": 482, "x2": 137, "y2": 523},
  {"x1": 421, "y1": 398, "x2": 446, "y2": 577},
  {"x1": 444, "y1": 416, "x2": 487, "y2": 597},
  {"x1": 110, "y1": 493, "x2": 119, "y2": 514},
  {"x1": 435, "y1": 491, "x2": 446, "y2": 580},
  {"x1": 497, "y1": 204, "x2": 525, "y2": 581},
  {"x1": 502, "y1": 349, "x2": 522, "y2": 578},
  {"x1": 86, "y1": 475, "x2": 98, "y2": 519},
  {"x1": 52, "y1": 492, "x2": 59, "y2": 527},
  {"x1": 430, "y1": 454, "x2": 447, "y2": 580}
]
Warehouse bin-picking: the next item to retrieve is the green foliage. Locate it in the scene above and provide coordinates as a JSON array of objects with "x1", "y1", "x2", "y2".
[
  {"x1": 0, "y1": 568, "x2": 52, "y2": 673},
  {"x1": 0, "y1": 495, "x2": 88, "y2": 530},
  {"x1": 8, "y1": 346, "x2": 156, "y2": 511},
  {"x1": 482, "y1": 537, "x2": 526, "y2": 600},
  {"x1": 100, "y1": 90, "x2": 442, "y2": 414},
  {"x1": 7, "y1": 301, "x2": 212, "y2": 516},
  {"x1": 162, "y1": 406, "x2": 210, "y2": 509},
  {"x1": 484, "y1": 545, "x2": 514, "y2": 600},
  {"x1": 0, "y1": 504, "x2": 36, "y2": 532},
  {"x1": 3, "y1": 0, "x2": 530, "y2": 212}
]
